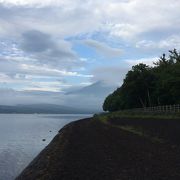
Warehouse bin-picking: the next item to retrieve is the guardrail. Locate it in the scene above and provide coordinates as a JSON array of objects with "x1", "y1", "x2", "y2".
[{"x1": 129, "y1": 104, "x2": 180, "y2": 113}]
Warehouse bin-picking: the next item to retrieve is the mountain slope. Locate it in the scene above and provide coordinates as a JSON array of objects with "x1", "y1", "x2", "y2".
[
  {"x1": 0, "y1": 104, "x2": 94, "y2": 114},
  {"x1": 66, "y1": 81, "x2": 116, "y2": 96}
]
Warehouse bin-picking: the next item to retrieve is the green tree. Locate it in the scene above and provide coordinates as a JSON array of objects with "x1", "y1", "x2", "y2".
[{"x1": 103, "y1": 49, "x2": 180, "y2": 112}]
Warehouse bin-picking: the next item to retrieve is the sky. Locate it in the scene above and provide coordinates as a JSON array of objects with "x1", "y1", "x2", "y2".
[{"x1": 0, "y1": 0, "x2": 180, "y2": 110}]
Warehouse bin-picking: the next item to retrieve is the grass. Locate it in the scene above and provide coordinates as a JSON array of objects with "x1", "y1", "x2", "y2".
[
  {"x1": 93, "y1": 112, "x2": 171, "y2": 144},
  {"x1": 95, "y1": 110, "x2": 180, "y2": 121}
]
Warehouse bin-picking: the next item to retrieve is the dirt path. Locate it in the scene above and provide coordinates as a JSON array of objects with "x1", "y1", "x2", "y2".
[{"x1": 16, "y1": 118, "x2": 180, "y2": 180}]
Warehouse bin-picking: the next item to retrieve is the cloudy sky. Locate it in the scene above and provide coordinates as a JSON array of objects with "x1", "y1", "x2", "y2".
[{"x1": 0, "y1": 0, "x2": 180, "y2": 109}]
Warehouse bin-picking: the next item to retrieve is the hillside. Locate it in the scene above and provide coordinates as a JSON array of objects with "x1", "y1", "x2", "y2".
[{"x1": 0, "y1": 104, "x2": 95, "y2": 114}]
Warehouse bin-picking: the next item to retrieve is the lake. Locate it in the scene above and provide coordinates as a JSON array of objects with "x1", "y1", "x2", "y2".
[{"x1": 0, "y1": 114, "x2": 91, "y2": 180}]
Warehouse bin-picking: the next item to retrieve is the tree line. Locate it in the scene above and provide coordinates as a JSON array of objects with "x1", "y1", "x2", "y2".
[{"x1": 103, "y1": 49, "x2": 180, "y2": 112}]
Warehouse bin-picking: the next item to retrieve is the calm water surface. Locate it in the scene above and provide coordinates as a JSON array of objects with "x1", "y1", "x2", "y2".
[{"x1": 0, "y1": 114, "x2": 91, "y2": 180}]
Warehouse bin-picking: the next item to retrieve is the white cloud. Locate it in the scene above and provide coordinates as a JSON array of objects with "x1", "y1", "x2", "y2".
[
  {"x1": 136, "y1": 35, "x2": 180, "y2": 50},
  {"x1": 0, "y1": 88, "x2": 65, "y2": 105},
  {"x1": 92, "y1": 66, "x2": 129, "y2": 85},
  {"x1": 104, "y1": 0, "x2": 180, "y2": 39},
  {"x1": 19, "y1": 30, "x2": 83, "y2": 70},
  {"x1": 0, "y1": 56, "x2": 92, "y2": 93},
  {"x1": 0, "y1": 0, "x2": 88, "y2": 7},
  {"x1": 125, "y1": 57, "x2": 158, "y2": 67},
  {"x1": 136, "y1": 40, "x2": 156, "y2": 49},
  {"x1": 22, "y1": 81, "x2": 71, "y2": 92},
  {"x1": 0, "y1": 0, "x2": 179, "y2": 40},
  {"x1": 92, "y1": 57, "x2": 158, "y2": 87},
  {"x1": 0, "y1": 0, "x2": 180, "y2": 47},
  {"x1": 84, "y1": 39, "x2": 123, "y2": 58},
  {"x1": 20, "y1": 64, "x2": 89, "y2": 77},
  {"x1": 0, "y1": 2, "x2": 103, "y2": 38},
  {"x1": 0, "y1": 0, "x2": 180, "y2": 107},
  {"x1": 0, "y1": 57, "x2": 91, "y2": 78},
  {"x1": 80, "y1": 82, "x2": 92, "y2": 86}
]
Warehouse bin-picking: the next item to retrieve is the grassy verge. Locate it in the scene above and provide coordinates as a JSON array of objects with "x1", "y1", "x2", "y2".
[
  {"x1": 93, "y1": 111, "x2": 180, "y2": 144},
  {"x1": 97, "y1": 110, "x2": 180, "y2": 120}
]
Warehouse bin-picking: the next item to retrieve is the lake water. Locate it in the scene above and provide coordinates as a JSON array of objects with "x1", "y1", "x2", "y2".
[{"x1": 0, "y1": 114, "x2": 91, "y2": 180}]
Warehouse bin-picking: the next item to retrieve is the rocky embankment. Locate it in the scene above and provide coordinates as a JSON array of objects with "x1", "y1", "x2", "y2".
[{"x1": 16, "y1": 117, "x2": 180, "y2": 180}]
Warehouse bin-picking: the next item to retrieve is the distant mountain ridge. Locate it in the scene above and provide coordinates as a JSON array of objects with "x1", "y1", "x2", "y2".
[
  {"x1": 0, "y1": 81, "x2": 116, "y2": 113},
  {"x1": 66, "y1": 81, "x2": 116, "y2": 96},
  {"x1": 0, "y1": 104, "x2": 96, "y2": 114}
]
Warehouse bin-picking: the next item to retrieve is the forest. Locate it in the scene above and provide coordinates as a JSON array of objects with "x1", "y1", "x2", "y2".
[{"x1": 103, "y1": 49, "x2": 180, "y2": 112}]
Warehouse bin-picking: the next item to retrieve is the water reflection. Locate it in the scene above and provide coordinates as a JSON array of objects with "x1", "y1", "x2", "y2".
[{"x1": 0, "y1": 114, "x2": 91, "y2": 180}]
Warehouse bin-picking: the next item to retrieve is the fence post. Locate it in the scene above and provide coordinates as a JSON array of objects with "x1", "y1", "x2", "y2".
[
  {"x1": 174, "y1": 104, "x2": 176, "y2": 112},
  {"x1": 124, "y1": 104, "x2": 179, "y2": 114}
]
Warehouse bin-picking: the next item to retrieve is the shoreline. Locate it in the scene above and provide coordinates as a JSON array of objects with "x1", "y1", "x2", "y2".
[{"x1": 16, "y1": 117, "x2": 180, "y2": 179}]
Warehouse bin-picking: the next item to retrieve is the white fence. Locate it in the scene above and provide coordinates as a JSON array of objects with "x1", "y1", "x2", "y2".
[{"x1": 130, "y1": 104, "x2": 180, "y2": 113}]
